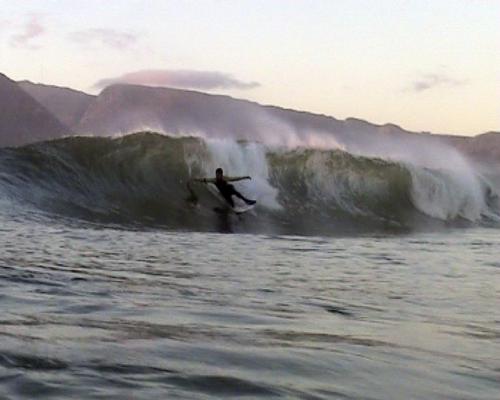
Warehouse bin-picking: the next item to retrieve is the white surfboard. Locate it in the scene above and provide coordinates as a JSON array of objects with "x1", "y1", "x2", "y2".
[
  {"x1": 213, "y1": 203, "x2": 255, "y2": 215},
  {"x1": 232, "y1": 203, "x2": 256, "y2": 214},
  {"x1": 206, "y1": 185, "x2": 256, "y2": 215}
]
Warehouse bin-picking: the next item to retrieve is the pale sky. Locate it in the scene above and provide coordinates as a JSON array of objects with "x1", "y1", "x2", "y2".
[{"x1": 0, "y1": 0, "x2": 498, "y2": 135}]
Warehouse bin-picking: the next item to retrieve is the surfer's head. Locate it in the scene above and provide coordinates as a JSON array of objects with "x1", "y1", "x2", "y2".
[{"x1": 215, "y1": 168, "x2": 223, "y2": 180}]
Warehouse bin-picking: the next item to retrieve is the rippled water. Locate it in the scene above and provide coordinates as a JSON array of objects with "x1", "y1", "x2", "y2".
[{"x1": 0, "y1": 215, "x2": 499, "y2": 399}]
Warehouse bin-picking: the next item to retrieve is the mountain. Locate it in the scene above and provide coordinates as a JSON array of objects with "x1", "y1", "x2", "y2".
[
  {"x1": 2, "y1": 73, "x2": 499, "y2": 163},
  {"x1": 75, "y1": 84, "x2": 417, "y2": 144},
  {"x1": 18, "y1": 80, "x2": 95, "y2": 127},
  {"x1": 75, "y1": 83, "x2": 500, "y2": 164},
  {"x1": 75, "y1": 84, "x2": 307, "y2": 137},
  {"x1": 0, "y1": 73, "x2": 71, "y2": 147},
  {"x1": 439, "y1": 132, "x2": 500, "y2": 165}
]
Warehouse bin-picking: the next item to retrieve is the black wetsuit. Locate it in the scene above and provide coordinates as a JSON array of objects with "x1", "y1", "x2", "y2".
[{"x1": 215, "y1": 179, "x2": 253, "y2": 208}]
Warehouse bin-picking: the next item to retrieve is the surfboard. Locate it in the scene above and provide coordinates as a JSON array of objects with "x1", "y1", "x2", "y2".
[
  {"x1": 232, "y1": 203, "x2": 256, "y2": 214},
  {"x1": 195, "y1": 182, "x2": 256, "y2": 215},
  {"x1": 205, "y1": 185, "x2": 256, "y2": 215},
  {"x1": 213, "y1": 202, "x2": 255, "y2": 215}
]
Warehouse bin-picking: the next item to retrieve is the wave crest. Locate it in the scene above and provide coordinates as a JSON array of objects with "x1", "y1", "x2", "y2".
[{"x1": 1, "y1": 132, "x2": 499, "y2": 234}]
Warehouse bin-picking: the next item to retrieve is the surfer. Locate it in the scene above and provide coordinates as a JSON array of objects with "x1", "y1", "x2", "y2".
[{"x1": 194, "y1": 168, "x2": 256, "y2": 208}]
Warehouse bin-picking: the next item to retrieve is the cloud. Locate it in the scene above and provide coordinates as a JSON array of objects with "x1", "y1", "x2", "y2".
[
  {"x1": 0, "y1": 19, "x2": 10, "y2": 34},
  {"x1": 411, "y1": 73, "x2": 466, "y2": 92},
  {"x1": 10, "y1": 14, "x2": 45, "y2": 48},
  {"x1": 70, "y1": 28, "x2": 137, "y2": 49},
  {"x1": 93, "y1": 69, "x2": 260, "y2": 91}
]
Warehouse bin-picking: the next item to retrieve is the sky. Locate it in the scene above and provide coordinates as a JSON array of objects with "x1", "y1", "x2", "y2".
[{"x1": 0, "y1": 0, "x2": 498, "y2": 136}]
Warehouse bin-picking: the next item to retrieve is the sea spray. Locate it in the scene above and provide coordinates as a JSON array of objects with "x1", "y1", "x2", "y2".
[
  {"x1": 202, "y1": 139, "x2": 281, "y2": 210},
  {"x1": 406, "y1": 165, "x2": 487, "y2": 221}
]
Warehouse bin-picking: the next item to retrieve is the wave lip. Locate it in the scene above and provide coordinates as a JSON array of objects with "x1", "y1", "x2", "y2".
[{"x1": 0, "y1": 132, "x2": 499, "y2": 234}]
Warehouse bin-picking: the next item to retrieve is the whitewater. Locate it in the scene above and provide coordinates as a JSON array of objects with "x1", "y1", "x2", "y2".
[{"x1": 0, "y1": 131, "x2": 498, "y2": 399}]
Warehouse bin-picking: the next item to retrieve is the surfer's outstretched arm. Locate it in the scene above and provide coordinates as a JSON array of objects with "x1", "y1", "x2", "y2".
[
  {"x1": 192, "y1": 178, "x2": 216, "y2": 184},
  {"x1": 226, "y1": 176, "x2": 251, "y2": 182}
]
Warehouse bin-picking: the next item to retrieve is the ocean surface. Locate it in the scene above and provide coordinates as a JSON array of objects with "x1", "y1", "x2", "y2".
[{"x1": 0, "y1": 133, "x2": 499, "y2": 399}]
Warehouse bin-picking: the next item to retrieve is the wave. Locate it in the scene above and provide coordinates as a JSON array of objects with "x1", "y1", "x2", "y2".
[{"x1": 0, "y1": 132, "x2": 499, "y2": 235}]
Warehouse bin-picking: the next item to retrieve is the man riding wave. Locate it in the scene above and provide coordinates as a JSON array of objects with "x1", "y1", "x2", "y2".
[{"x1": 193, "y1": 168, "x2": 256, "y2": 208}]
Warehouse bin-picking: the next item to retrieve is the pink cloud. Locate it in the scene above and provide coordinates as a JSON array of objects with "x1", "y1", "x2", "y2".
[
  {"x1": 411, "y1": 73, "x2": 466, "y2": 92},
  {"x1": 10, "y1": 15, "x2": 45, "y2": 48},
  {"x1": 70, "y1": 29, "x2": 137, "y2": 49},
  {"x1": 0, "y1": 19, "x2": 11, "y2": 34},
  {"x1": 94, "y1": 69, "x2": 260, "y2": 91}
]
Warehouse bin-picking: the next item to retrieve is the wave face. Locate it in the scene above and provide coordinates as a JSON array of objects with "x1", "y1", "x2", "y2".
[{"x1": 1, "y1": 132, "x2": 499, "y2": 235}]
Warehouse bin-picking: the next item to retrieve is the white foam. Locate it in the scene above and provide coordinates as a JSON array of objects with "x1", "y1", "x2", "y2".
[
  {"x1": 407, "y1": 164, "x2": 487, "y2": 221},
  {"x1": 194, "y1": 138, "x2": 282, "y2": 210}
]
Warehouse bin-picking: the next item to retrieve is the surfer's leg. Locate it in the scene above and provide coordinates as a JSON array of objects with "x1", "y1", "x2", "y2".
[
  {"x1": 217, "y1": 185, "x2": 235, "y2": 207},
  {"x1": 222, "y1": 193, "x2": 235, "y2": 207},
  {"x1": 232, "y1": 188, "x2": 256, "y2": 205}
]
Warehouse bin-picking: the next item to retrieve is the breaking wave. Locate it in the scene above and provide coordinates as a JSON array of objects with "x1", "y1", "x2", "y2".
[{"x1": 0, "y1": 132, "x2": 499, "y2": 235}]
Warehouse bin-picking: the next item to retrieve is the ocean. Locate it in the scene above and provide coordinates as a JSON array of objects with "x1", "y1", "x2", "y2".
[{"x1": 0, "y1": 133, "x2": 498, "y2": 399}]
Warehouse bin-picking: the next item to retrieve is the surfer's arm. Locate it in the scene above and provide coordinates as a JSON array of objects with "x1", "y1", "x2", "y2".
[
  {"x1": 192, "y1": 178, "x2": 216, "y2": 184},
  {"x1": 226, "y1": 176, "x2": 251, "y2": 182}
]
